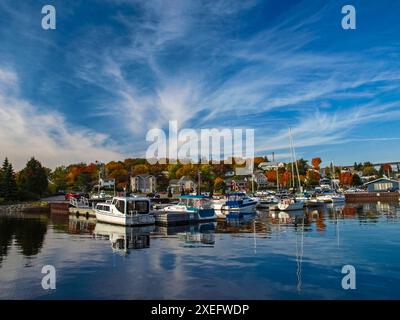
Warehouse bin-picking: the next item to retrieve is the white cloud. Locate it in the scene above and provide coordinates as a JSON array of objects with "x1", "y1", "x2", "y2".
[
  {"x1": 0, "y1": 68, "x2": 127, "y2": 170},
  {"x1": 3, "y1": 0, "x2": 397, "y2": 164}
]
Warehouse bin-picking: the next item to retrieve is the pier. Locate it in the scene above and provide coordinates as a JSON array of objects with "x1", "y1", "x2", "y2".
[{"x1": 345, "y1": 192, "x2": 400, "y2": 203}]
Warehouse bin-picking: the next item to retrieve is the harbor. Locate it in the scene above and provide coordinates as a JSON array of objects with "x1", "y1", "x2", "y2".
[
  {"x1": 1, "y1": 157, "x2": 400, "y2": 300},
  {"x1": 1, "y1": 0, "x2": 400, "y2": 305}
]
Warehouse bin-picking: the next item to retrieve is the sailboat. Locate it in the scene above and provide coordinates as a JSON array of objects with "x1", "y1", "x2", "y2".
[{"x1": 277, "y1": 128, "x2": 305, "y2": 211}]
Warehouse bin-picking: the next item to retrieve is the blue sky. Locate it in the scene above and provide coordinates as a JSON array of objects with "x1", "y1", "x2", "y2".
[{"x1": 0, "y1": 0, "x2": 399, "y2": 169}]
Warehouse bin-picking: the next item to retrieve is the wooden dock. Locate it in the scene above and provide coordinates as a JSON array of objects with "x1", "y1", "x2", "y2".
[
  {"x1": 49, "y1": 202, "x2": 69, "y2": 214},
  {"x1": 345, "y1": 192, "x2": 400, "y2": 203},
  {"x1": 68, "y1": 207, "x2": 96, "y2": 217}
]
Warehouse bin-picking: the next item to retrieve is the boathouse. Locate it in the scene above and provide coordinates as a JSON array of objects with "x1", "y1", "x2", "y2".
[{"x1": 363, "y1": 178, "x2": 399, "y2": 192}]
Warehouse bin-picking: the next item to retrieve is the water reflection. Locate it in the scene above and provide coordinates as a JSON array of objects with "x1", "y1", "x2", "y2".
[
  {"x1": 0, "y1": 214, "x2": 48, "y2": 264},
  {"x1": 155, "y1": 223, "x2": 216, "y2": 247},
  {"x1": 93, "y1": 223, "x2": 154, "y2": 255},
  {"x1": 176, "y1": 223, "x2": 216, "y2": 247},
  {"x1": 217, "y1": 212, "x2": 270, "y2": 235},
  {"x1": 68, "y1": 215, "x2": 96, "y2": 235},
  {"x1": 1, "y1": 202, "x2": 400, "y2": 299}
]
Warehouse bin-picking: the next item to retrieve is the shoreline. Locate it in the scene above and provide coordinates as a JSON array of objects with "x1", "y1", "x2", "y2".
[{"x1": 0, "y1": 201, "x2": 50, "y2": 214}]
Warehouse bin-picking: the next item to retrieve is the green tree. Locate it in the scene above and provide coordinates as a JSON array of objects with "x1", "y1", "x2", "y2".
[
  {"x1": 167, "y1": 163, "x2": 182, "y2": 179},
  {"x1": 296, "y1": 158, "x2": 309, "y2": 176},
  {"x1": 324, "y1": 166, "x2": 331, "y2": 178},
  {"x1": 50, "y1": 166, "x2": 68, "y2": 192},
  {"x1": 305, "y1": 169, "x2": 320, "y2": 187},
  {"x1": 0, "y1": 158, "x2": 18, "y2": 201},
  {"x1": 214, "y1": 177, "x2": 226, "y2": 193},
  {"x1": 18, "y1": 157, "x2": 48, "y2": 198},
  {"x1": 75, "y1": 172, "x2": 92, "y2": 192},
  {"x1": 352, "y1": 173, "x2": 363, "y2": 186},
  {"x1": 363, "y1": 165, "x2": 377, "y2": 177}
]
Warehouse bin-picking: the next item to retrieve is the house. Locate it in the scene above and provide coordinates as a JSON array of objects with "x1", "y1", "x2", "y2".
[
  {"x1": 253, "y1": 172, "x2": 268, "y2": 189},
  {"x1": 225, "y1": 178, "x2": 248, "y2": 191},
  {"x1": 131, "y1": 174, "x2": 156, "y2": 193},
  {"x1": 168, "y1": 176, "x2": 196, "y2": 193},
  {"x1": 363, "y1": 178, "x2": 399, "y2": 192}
]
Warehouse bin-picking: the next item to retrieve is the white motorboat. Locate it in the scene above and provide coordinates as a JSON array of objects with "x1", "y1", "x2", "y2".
[
  {"x1": 256, "y1": 195, "x2": 279, "y2": 209},
  {"x1": 317, "y1": 191, "x2": 346, "y2": 203},
  {"x1": 161, "y1": 195, "x2": 217, "y2": 221},
  {"x1": 95, "y1": 196, "x2": 155, "y2": 226},
  {"x1": 220, "y1": 193, "x2": 258, "y2": 214},
  {"x1": 331, "y1": 194, "x2": 346, "y2": 203},
  {"x1": 277, "y1": 197, "x2": 304, "y2": 211}
]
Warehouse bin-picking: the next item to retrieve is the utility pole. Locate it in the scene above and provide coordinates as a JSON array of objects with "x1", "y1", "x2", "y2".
[{"x1": 198, "y1": 171, "x2": 201, "y2": 195}]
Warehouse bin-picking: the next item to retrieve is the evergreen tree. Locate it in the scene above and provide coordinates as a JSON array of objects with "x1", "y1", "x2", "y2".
[
  {"x1": 0, "y1": 158, "x2": 18, "y2": 201},
  {"x1": 18, "y1": 157, "x2": 48, "y2": 198},
  {"x1": 352, "y1": 174, "x2": 363, "y2": 186}
]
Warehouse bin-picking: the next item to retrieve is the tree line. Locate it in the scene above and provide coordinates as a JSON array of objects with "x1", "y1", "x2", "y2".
[
  {"x1": 0, "y1": 157, "x2": 48, "y2": 204},
  {"x1": 0, "y1": 155, "x2": 397, "y2": 204}
]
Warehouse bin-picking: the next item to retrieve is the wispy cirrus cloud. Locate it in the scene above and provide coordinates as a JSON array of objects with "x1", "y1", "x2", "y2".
[
  {"x1": 1, "y1": 0, "x2": 400, "y2": 166},
  {"x1": 0, "y1": 67, "x2": 126, "y2": 169}
]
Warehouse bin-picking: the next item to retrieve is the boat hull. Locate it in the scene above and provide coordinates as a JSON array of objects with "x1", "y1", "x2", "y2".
[
  {"x1": 221, "y1": 202, "x2": 257, "y2": 213},
  {"x1": 162, "y1": 206, "x2": 217, "y2": 221},
  {"x1": 95, "y1": 211, "x2": 155, "y2": 226},
  {"x1": 277, "y1": 201, "x2": 304, "y2": 211}
]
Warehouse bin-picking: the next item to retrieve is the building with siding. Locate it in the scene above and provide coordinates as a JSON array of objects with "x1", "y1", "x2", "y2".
[
  {"x1": 364, "y1": 178, "x2": 399, "y2": 192},
  {"x1": 131, "y1": 174, "x2": 157, "y2": 193},
  {"x1": 168, "y1": 176, "x2": 196, "y2": 194}
]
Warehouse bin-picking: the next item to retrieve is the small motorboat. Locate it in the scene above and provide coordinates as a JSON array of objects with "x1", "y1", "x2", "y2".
[
  {"x1": 160, "y1": 195, "x2": 217, "y2": 222},
  {"x1": 95, "y1": 196, "x2": 155, "y2": 226},
  {"x1": 220, "y1": 193, "x2": 258, "y2": 213},
  {"x1": 277, "y1": 197, "x2": 304, "y2": 211}
]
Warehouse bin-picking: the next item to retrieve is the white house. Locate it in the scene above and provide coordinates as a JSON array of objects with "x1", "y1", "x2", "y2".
[
  {"x1": 168, "y1": 176, "x2": 196, "y2": 194},
  {"x1": 131, "y1": 175, "x2": 157, "y2": 193},
  {"x1": 253, "y1": 172, "x2": 268, "y2": 189}
]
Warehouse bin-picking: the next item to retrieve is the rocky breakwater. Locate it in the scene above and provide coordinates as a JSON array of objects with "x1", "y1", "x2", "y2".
[{"x1": 0, "y1": 202, "x2": 50, "y2": 214}]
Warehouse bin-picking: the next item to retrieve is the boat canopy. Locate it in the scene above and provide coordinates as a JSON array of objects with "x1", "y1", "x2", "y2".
[
  {"x1": 178, "y1": 195, "x2": 210, "y2": 199},
  {"x1": 226, "y1": 192, "x2": 246, "y2": 197}
]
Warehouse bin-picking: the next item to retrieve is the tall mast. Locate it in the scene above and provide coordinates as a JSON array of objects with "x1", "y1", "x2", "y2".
[
  {"x1": 289, "y1": 128, "x2": 302, "y2": 192},
  {"x1": 289, "y1": 129, "x2": 295, "y2": 190}
]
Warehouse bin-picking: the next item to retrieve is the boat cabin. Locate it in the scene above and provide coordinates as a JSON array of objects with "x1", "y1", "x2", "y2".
[
  {"x1": 96, "y1": 197, "x2": 151, "y2": 215},
  {"x1": 225, "y1": 192, "x2": 248, "y2": 205},
  {"x1": 177, "y1": 195, "x2": 212, "y2": 209}
]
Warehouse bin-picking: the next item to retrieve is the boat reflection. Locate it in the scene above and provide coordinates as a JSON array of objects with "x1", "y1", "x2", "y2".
[
  {"x1": 68, "y1": 215, "x2": 96, "y2": 234},
  {"x1": 155, "y1": 222, "x2": 216, "y2": 247},
  {"x1": 93, "y1": 223, "x2": 154, "y2": 255},
  {"x1": 216, "y1": 212, "x2": 271, "y2": 236},
  {"x1": 269, "y1": 210, "x2": 306, "y2": 225},
  {"x1": 177, "y1": 223, "x2": 216, "y2": 247}
]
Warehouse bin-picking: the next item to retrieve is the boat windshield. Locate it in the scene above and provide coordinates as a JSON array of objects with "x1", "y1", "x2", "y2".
[
  {"x1": 115, "y1": 200, "x2": 125, "y2": 214},
  {"x1": 227, "y1": 194, "x2": 245, "y2": 201},
  {"x1": 178, "y1": 198, "x2": 212, "y2": 209},
  {"x1": 127, "y1": 200, "x2": 149, "y2": 215}
]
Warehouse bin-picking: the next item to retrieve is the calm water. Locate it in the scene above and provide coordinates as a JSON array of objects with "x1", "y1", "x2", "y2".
[{"x1": 0, "y1": 202, "x2": 399, "y2": 300}]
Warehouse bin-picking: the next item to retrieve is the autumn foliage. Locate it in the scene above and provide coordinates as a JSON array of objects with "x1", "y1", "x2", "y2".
[
  {"x1": 312, "y1": 157, "x2": 322, "y2": 170},
  {"x1": 266, "y1": 170, "x2": 277, "y2": 183},
  {"x1": 282, "y1": 171, "x2": 292, "y2": 187},
  {"x1": 339, "y1": 172, "x2": 353, "y2": 186},
  {"x1": 306, "y1": 170, "x2": 320, "y2": 186}
]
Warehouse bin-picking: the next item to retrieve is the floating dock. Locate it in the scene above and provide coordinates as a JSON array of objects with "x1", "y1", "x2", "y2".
[
  {"x1": 345, "y1": 192, "x2": 400, "y2": 203},
  {"x1": 68, "y1": 207, "x2": 96, "y2": 217}
]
